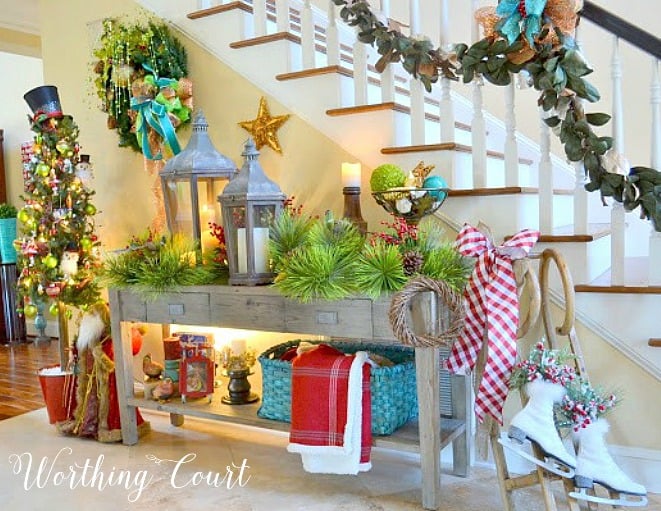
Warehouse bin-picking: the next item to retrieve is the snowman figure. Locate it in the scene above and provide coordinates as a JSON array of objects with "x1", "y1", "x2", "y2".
[
  {"x1": 75, "y1": 154, "x2": 94, "y2": 185},
  {"x1": 60, "y1": 249, "x2": 80, "y2": 276}
]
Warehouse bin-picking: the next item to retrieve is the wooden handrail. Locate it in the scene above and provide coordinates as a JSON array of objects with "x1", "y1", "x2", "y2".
[{"x1": 580, "y1": 1, "x2": 661, "y2": 60}]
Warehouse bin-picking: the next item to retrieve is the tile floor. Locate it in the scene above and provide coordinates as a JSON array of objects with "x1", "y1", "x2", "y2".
[{"x1": 1, "y1": 408, "x2": 658, "y2": 511}]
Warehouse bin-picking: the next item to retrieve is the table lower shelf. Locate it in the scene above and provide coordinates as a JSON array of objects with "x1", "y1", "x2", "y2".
[{"x1": 128, "y1": 389, "x2": 466, "y2": 453}]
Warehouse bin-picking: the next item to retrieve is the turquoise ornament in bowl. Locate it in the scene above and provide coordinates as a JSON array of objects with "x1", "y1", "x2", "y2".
[{"x1": 422, "y1": 176, "x2": 448, "y2": 200}]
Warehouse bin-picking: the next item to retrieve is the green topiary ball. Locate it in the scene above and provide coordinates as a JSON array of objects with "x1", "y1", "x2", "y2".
[{"x1": 370, "y1": 164, "x2": 406, "y2": 192}]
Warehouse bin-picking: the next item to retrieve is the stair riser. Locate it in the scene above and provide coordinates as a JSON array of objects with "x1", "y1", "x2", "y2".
[
  {"x1": 537, "y1": 236, "x2": 611, "y2": 285},
  {"x1": 441, "y1": 194, "x2": 575, "y2": 239},
  {"x1": 575, "y1": 293, "x2": 661, "y2": 374}
]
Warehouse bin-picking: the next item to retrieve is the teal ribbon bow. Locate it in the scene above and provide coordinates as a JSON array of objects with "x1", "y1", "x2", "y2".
[
  {"x1": 495, "y1": 0, "x2": 547, "y2": 47},
  {"x1": 130, "y1": 63, "x2": 183, "y2": 160}
]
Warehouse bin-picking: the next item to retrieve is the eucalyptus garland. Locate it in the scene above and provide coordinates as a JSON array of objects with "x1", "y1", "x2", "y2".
[
  {"x1": 92, "y1": 18, "x2": 191, "y2": 158},
  {"x1": 331, "y1": 0, "x2": 661, "y2": 231}
]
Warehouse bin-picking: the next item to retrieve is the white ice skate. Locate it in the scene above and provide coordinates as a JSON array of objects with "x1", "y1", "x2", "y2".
[
  {"x1": 498, "y1": 379, "x2": 576, "y2": 478},
  {"x1": 569, "y1": 419, "x2": 648, "y2": 507}
]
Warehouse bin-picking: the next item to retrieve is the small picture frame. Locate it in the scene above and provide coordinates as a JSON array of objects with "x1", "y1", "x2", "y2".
[{"x1": 180, "y1": 352, "x2": 214, "y2": 402}]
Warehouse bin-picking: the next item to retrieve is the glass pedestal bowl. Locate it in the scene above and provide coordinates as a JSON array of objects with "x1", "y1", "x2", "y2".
[{"x1": 372, "y1": 187, "x2": 449, "y2": 225}]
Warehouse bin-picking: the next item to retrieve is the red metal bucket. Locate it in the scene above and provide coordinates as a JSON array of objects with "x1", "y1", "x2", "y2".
[{"x1": 38, "y1": 365, "x2": 75, "y2": 424}]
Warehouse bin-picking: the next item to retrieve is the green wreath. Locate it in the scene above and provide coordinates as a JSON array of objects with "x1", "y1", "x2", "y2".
[
  {"x1": 332, "y1": 0, "x2": 661, "y2": 231},
  {"x1": 92, "y1": 18, "x2": 191, "y2": 160}
]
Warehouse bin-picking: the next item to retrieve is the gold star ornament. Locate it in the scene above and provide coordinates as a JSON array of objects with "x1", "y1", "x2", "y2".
[{"x1": 239, "y1": 97, "x2": 290, "y2": 154}]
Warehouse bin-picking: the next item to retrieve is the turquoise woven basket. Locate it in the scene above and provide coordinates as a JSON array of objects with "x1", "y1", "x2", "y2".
[
  {"x1": 257, "y1": 340, "x2": 418, "y2": 436},
  {"x1": 0, "y1": 218, "x2": 17, "y2": 264}
]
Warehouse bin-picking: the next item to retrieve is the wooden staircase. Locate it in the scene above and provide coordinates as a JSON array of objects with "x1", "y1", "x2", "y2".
[{"x1": 134, "y1": 0, "x2": 661, "y2": 379}]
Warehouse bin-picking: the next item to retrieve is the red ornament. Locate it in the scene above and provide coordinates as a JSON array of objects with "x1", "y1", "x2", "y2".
[
  {"x1": 131, "y1": 325, "x2": 144, "y2": 356},
  {"x1": 45, "y1": 283, "x2": 61, "y2": 297}
]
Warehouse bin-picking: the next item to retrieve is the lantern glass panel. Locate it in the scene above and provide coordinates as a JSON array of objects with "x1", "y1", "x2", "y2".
[
  {"x1": 163, "y1": 177, "x2": 193, "y2": 234},
  {"x1": 163, "y1": 176, "x2": 229, "y2": 256},
  {"x1": 253, "y1": 204, "x2": 276, "y2": 228},
  {"x1": 249, "y1": 205, "x2": 275, "y2": 274},
  {"x1": 197, "y1": 177, "x2": 227, "y2": 254},
  {"x1": 226, "y1": 205, "x2": 245, "y2": 273}
]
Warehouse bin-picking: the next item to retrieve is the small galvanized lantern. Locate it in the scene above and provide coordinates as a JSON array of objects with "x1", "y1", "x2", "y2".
[
  {"x1": 219, "y1": 138, "x2": 286, "y2": 285},
  {"x1": 160, "y1": 110, "x2": 237, "y2": 257}
]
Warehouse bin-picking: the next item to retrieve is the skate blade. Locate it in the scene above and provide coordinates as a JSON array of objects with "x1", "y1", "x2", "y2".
[
  {"x1": 569, "y1": 487, "x2": 648, "y2": 507},
  {"x1": 497, "y1": 436, "x2": 575, "y2": 479}
]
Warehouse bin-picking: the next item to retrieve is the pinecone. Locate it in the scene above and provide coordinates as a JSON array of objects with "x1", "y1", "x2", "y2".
[{"x1": 402, "y1": 250, "x2": 424, "y2": 276}]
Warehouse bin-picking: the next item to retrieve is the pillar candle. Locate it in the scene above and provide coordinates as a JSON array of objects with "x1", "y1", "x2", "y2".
[
  {"x1": 231, "y1": 338, "x2": 247, "y2": 355},
  {"x1": 237, "y1": 227, "x2": 270, "y2": 273},
  {"x1": 341, "y1": 162, "x2": 361, "y2": 188}
]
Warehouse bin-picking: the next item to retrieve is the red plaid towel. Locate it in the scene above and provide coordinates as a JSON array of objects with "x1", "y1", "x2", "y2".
[
  {"x1": 445, "y1": 224, "x2": 539, "y2": 424},
  {"x1": 287, "y1": 344, "x2": 372, "y2": 474}
]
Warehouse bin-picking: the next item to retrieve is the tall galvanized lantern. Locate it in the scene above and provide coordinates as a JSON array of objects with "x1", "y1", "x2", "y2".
[
  {"x1": 160, "y1": 110, "x2": 237, "y2": 257},
  {"x1": 219, "y1": 138, "x2": 285, "y2": 285}
]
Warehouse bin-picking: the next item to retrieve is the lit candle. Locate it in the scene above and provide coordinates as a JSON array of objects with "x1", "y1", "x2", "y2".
[
  {"x1": 341, "y1": 162, "x2": 361, "y2": 188},
  {"x1": 231, "y1": 338, "x2": 247, "y2": 355},
  {"x1": 201, "y1": 229, "x2": 216, "y2": 255},
  {"x1": 200, "y1": 204, "x2": 216, "y2": 254},
  {"x1": 237, "y1": 227, "x2": 270, "y2": 274}
]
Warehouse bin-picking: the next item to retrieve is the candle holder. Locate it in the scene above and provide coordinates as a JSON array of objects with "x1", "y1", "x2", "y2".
[
  {"x1": 342, "y1": 186, "x2": 368, "y2": 235},
  {"x1": 221, "y1": 368, "x2": 259, "y2": 405}
]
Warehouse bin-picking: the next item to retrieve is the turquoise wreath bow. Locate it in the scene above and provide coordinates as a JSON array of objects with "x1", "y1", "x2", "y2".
[
  {"x1": 495, "y1": 0, "x2": 547, "y2": 47},
  {"x1": 130, "y1": 63, "x2": 183, "y2": 160}
]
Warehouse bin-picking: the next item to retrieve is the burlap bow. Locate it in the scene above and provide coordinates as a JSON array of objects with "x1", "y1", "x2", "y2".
[{"x1": 445, "y1": 224, "x2": 539, "y2": 424}]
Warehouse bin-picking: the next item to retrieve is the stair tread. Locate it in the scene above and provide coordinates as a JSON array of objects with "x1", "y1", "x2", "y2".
[
  {"x1": 382, "y1": 143, "x2": 534, "y2": 165},
  {"x1": 506, "y1": 222, "x2": 612, "y2": 242},
  {"x1": 187, "y1": 1, "x2": 251, "y2": 19},
  {"x1": 448, "y1": 186, "x2": 574, "y2": 197},
  {"x1": 229, "y1": 32, "x2": 300, "y2": 49},
  {"x1": 326, "y1": 103, "x2": 472, "y2": 133},
  {"x1": 276, "y1": 66, "x2": 353, "y2": 81},
  {"x1": 575, "y1": 256, "x2": 661, "y2": 293}
]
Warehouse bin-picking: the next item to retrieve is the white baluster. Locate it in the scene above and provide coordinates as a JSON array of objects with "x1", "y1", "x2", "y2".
[
  {"x1": 438, "y1": 0, "x2": 455, "y2": 183},
  {"x1": 651, "y1": 59, "x2": 661, "y2": 168},
  {"x1": 470, "y1": 0, "x2": 487, "y2": 187},
  {"x1": 380, "y1": 0, "x2": 395, "y2": 103},
  {"x1": 353, "y1": 29, "x2": 369, "y2": 105},
  {"x1": 504, "y1": 77, "x2": 519, "y2": 186},
  {"x1": 409, "y1": 0, "x2": 425, "y2": 144},
  {"x1": 610, "y1": 37, "x2": 625, "y2": 285},
  {"x1": 538, "y1": 110, "x2": 554, "y2": 233},
  {"x1": 326, "y1": 1, "x2": 340, "y2": 66},
  {"x1": 253, "y1": 0, "x2": 267, "y2": 37},
  {"x1": 276, "y1": 0, "x2": 290, "y2": 33},
  {"x1": 573, "y1": 26, "x2": 588, "y2": 235},
  {"x1": 301, "y1": 0, "x2": 315, "y2": 68},
  {"x1": 648, "y1": 59, "x2": 661, "y2": 285}
]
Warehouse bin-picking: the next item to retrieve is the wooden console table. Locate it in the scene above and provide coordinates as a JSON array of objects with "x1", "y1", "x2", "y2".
[{"x1": 109, "y1": 285, "x2": 471, "y2": 510}]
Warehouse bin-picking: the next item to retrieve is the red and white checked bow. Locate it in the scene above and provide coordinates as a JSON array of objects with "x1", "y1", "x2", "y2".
[{"x1": 445, "y1": 224, "x2": 539, "y2": 424}]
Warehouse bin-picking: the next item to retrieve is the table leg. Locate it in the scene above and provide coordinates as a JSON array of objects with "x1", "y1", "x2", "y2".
[
  {"x1": 109, "y1": 289, "x2": 139, "y2": 445},
  {"x1": 416, "y1": 346, "x2": 441, "y2": 510}
]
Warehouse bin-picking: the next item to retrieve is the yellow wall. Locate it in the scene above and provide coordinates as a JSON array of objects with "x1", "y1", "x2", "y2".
[
  {"x1": 0, "y1": 27, "x2": 40, "y2": 58},
  {"x1": 32, "y1": 0, "x2": 383, "y2": 251}
]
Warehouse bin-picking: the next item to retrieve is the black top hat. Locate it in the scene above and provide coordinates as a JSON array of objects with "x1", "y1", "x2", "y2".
[{"x1": 23, "y1": 85, "x2": 63, "y2": 121}]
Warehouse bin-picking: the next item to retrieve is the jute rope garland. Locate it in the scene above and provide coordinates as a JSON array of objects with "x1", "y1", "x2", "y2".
[{"x1": 388, "y1": 276, "x2": 466, "y2": 348}]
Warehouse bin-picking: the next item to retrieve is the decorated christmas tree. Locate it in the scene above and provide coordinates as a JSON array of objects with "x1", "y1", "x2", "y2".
[{"x1": 16, "y1": 85, "x2": 102, "y2": 321}]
